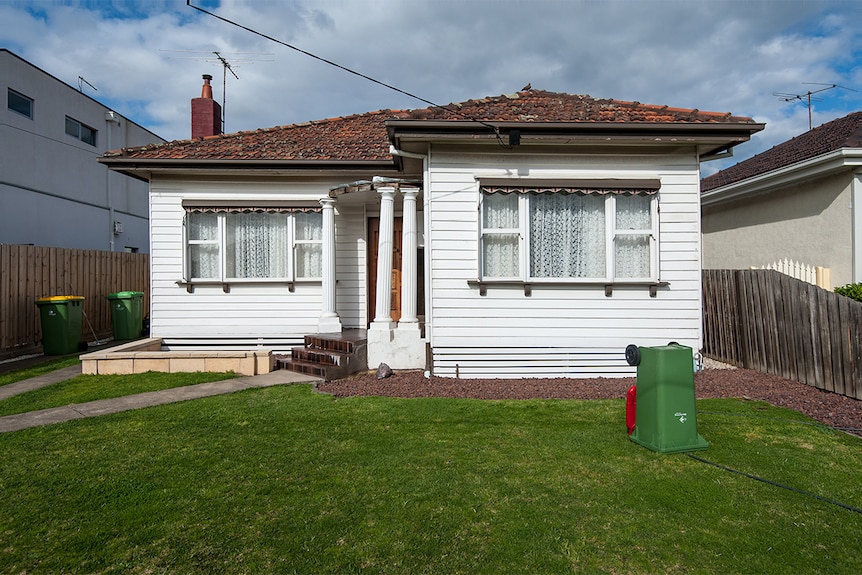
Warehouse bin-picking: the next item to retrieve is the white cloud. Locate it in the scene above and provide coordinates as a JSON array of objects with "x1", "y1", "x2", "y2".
[{"x1": 2, "y1": 0, "x2": 859, "y2": 160}]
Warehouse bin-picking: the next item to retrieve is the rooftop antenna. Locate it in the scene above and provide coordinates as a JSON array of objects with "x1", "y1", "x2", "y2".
[
  {"x1": 773, "y1": 83, "x2": 858, "y2": 130},
  {"x1": 78, "y1": 76, "x2": 98, "y2": 93},
  {"x1": 161, "y1": 49, "x2": 273, "y2": 132}
]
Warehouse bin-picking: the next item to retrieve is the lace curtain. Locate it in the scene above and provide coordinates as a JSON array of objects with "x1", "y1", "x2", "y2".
[
  {"x1": 294, "y1": 212, "x2": 323, "y2": 278},
  {"x1": 188, "y1": 213, "x2": 219, "y2": 278},
  {"x1": 481, "y1": 190, "x2": 653, "y2": 280},
  {"x1": 530, "y1": 193, "x2": 605, "y2": 278},
  {"x1": 482, "y1": 193, "x2": 520, "y2": 277},
  {"x1": 614, "y1": 195, "x2": 651, "y2": 278},
  {"x1": 187, "y1": 208, "x2": 322, "y2": 280},
  {"x1": 226, "y1": 213, "x2": 290, "y2": 278}
]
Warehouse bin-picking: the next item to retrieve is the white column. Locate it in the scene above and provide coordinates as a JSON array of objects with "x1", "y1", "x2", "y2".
[
  {"x1": 398, "y1": 187, "x2": 419, "y2": 327},
  {"x1": 371, "y1": 187, "x2": 396, "y2": 330},
  {"x1": 318, "y1": 198, "x2": 342, "y2": 333}
]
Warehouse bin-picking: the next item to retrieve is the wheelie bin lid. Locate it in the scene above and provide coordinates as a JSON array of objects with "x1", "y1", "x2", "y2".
[
  {"x1": 106, "y1": 291, "x2": 144, "y2": 299},
  {"x1": 35, "y1": 295, "x2": 84, "y2": 303}
]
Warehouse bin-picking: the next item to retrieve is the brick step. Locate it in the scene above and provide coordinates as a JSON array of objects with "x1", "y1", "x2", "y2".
[
  {"x1": 291, "y1": 347, "x2": 349, "y2": 367},
  {"x1": 304, "y1": 335, "x2": 360, "y2": 354},
  {"x1": 280, "y1": 359, "x2": 327, "y2": 378},
  {"x1": 275, "y1": 331, "x2": 367, "y2": 381}
]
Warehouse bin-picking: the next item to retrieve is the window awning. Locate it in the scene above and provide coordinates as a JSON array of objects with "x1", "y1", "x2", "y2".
[
  {"x1": 479, "y1": 178, "x2": 660, "y2": 195},
  {"x1": 183, "y1": 206, "x2": 321, "y2": 214}
]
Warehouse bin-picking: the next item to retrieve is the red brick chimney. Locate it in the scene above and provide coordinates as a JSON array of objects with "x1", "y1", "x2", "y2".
[{"x1": 191, "y1": 74, "x2": 222, "y2": 138}]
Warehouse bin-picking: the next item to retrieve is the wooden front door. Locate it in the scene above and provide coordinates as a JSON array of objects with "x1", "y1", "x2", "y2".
[{"x1": 368, "y1": 217, "x2": 403, "y2": 323}]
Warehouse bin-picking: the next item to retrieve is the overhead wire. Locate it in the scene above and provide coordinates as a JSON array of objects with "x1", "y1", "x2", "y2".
[{"x1": 185, "y1": 1, "x2": 514, "y2": 148}]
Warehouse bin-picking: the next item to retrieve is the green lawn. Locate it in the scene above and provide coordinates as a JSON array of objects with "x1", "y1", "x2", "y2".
[{"x1": 0, "y1": 381, "x2": 860, "y2": 574}]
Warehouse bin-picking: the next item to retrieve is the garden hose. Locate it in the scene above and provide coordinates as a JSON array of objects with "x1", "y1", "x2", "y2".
[{"x1": 685, "y1": 453, "x2": 862, "y2": 515}]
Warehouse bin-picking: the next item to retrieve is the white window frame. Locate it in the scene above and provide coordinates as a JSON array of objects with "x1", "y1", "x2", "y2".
[
  {"x1": 182, "y1": 209, "x2": 323, "y2": 284},
  {"x1": 480, "y1": 189, "x2": 659, "y2": 283}
]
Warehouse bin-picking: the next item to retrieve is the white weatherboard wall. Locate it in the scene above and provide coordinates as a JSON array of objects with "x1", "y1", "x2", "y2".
[
  {"x1": 149, "y1": 176, "x2": 368, "y2": 349},
  {"x1": 425, "y1": 147, "x2": 703, "y2": 378}
]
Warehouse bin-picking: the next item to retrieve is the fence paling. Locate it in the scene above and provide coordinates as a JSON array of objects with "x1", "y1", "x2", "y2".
[
  {"x1": 0, "y1": 245, "x2": 149, "y2": 358},
  {"x1": 702, "y1": 269, "x2": 862, "y2": 401},
  {"x1": 756, "y1": 258, "x2": 830, "y2": 289}
]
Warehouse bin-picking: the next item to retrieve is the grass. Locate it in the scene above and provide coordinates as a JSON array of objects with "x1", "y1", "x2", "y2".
[
  {"x1": 0, "y1": 370, "x2": 239, "y2": 417},
  {"x1": 0, "y1": 373, "x2": 860, "y2": 574}
]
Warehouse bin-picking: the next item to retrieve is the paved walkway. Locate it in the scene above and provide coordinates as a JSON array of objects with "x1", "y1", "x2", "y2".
[{"x1": 0, "y1": 367, "x2": 321, "y2": 434}]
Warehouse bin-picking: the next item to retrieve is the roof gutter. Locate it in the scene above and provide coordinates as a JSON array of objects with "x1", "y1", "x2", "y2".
[
  {"x1": 700, "y1": 146, "x2": 734, "y2": 162},
  {"x1": 389, "y1": 144, "x2": 427, "y2": 160}
]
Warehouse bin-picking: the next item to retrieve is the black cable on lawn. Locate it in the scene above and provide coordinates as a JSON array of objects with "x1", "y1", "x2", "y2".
[
  {"x1": 685, "y1": 453, "x2": 862, "y2": 515},
  {"x1": 698, "y1": 411, "x2": 862, "y2": 434}
]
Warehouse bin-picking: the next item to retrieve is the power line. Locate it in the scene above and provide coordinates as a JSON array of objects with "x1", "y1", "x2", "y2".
[{"x1": 184, "y1": 1, "x2": 514, "y2": 147}]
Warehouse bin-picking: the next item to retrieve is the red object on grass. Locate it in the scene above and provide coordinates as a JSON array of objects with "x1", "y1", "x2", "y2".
[{"x1": 626, "y1": 385, "x2": 637, "y2": 435}]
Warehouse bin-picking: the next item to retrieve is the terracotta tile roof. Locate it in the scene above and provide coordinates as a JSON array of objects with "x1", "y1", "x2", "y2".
[
  {"x1": 701, "y1": 111, "x2": 862, "y2": 192},
  {"x1": 105, "y1": 109, "x2": 409, "y2": 162},
  {"x1": 405, "y1": 90, "x2": 755, "y2": 124},
  {"x1": 106, "y1": 90, "x2": 758, "y2": 162}
]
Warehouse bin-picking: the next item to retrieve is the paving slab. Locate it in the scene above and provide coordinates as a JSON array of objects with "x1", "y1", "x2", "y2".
[
  {"x1": 0, "y1": 369, "x2": 320, "y2": 434},
  {"x1": 0, "y1": 365, "x2": 83, "y2": 401}
]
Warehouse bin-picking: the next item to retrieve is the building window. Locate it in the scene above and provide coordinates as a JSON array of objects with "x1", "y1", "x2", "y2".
[
  {"x1": 480, "y1": 185, "x2": 658, "y2": 282},
  {"x1": 65, "y1": 116, "x2": 97, "y2": 146},
  {"x1": 8, "y1": 89, "x2": 33, "y2": 118},
  {"x1": 184, "y1": 207, "x2": 323, "y2": 282}
]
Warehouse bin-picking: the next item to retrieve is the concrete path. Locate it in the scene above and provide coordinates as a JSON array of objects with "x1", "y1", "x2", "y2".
[
  {"x1": 0, "y1": 364, "x2": 83, "y2": 401},
  {"x1": 0, "y1": 369, "x2": 321, "y2": 434}
]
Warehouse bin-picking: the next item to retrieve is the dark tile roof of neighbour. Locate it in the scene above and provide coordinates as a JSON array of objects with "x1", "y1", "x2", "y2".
[
  {"x1": 701, "y1": 111, "x2": 862, "y2": 192},
  {"x1": 105, "y1": 90, "x2": 759, "y2": 162}
]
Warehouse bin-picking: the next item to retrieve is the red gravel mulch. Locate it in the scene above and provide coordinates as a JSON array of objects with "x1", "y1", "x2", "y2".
[{"x1": 318, "y1": 367, "x2": 862, "y2": 435}]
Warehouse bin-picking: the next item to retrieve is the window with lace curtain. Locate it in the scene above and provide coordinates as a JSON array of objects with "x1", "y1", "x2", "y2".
[
  {"x1": 184, "y1": 207, "x2": 322, "y2": 282},
  {"x1": 480, "y1": 185, "x2": 657, "y2": 282}
]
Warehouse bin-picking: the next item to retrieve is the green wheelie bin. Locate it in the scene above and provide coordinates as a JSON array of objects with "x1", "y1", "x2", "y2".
[
  {"x1": 106, "y1": 291, "x2": 144, "y2": 340},
  {"x1": 625, "y1": 343, "x2": 708, "y2": 454},
  {"x1": 35, "y1": 296, "x2": 85, "y2": 355}
]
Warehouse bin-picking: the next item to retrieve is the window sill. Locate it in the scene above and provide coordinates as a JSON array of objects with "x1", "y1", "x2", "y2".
[
  {"x1": 467, "y1": 279, "x2": 669, "y2": 297},
  {"x1": 176, "y1": 279, "x2": 321, "y2": 294}
]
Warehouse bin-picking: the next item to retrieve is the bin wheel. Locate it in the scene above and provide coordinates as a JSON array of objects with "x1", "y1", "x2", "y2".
[{"x1": 625, "y1": 344, "x2": 641, "y2": 366}]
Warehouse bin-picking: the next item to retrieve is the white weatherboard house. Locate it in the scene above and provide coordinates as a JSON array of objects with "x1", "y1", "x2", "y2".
[{"x1": 101, "y1": 85, "x2": 762, "y2": 379}]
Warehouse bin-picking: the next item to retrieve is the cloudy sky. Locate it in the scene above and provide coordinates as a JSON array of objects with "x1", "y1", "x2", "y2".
[{"x1": 2, "y1": 0, "x2": 860, "y2": 174}]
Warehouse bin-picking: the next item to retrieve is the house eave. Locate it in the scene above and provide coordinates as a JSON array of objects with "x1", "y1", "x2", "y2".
[
  {"x1": 98, "y1": 157, "x2": 398, "y2": 182},
  {"x1": 387, "y1": 120, "x2": 763, "y2": 157},
  {"x1": 701, "y1": 148, "x2": 862, "y2": 206}
]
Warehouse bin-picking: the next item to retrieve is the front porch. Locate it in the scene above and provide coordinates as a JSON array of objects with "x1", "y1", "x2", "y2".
[{"x1": 317, "y1": 178, "x2": 427, "y2": 372}]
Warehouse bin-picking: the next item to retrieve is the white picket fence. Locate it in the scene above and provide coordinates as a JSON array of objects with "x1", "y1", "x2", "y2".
[{"x1": 753, "y1": 258, "x2": 831, "y2": 290}]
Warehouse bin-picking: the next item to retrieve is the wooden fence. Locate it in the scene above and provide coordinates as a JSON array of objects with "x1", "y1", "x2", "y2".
[
  {"x1": 702, "y1": 269, "x2": 862, "y2": 400},
  {"x1": 0, "y1": 245, "x2": 149, "y2": 359}
]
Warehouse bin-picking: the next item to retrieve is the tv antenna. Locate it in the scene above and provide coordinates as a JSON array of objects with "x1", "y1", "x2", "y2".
[
  {"x1": 160, "y1": 49, "x2": 273, "y2": 132},
  {"x1": 773, "y1": 83, "x2": 858, "y2": 130},
  {"x1": 78, "y1": 76, "x2": 98, "y2": 93}
]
